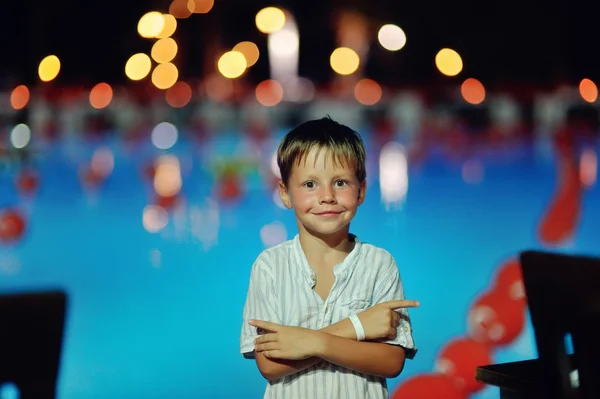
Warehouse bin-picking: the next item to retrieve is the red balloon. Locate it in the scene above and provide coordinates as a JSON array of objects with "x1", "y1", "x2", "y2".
[
  {"x1": 538, "y1": 134, "x2": 582, "y2": 245},
  {"x1": 435, "y1": 337, "x2": 493, "y2": 393},
  {"x1": 0, "y1": 210, "x2": 26, "y2": 242},
  {"x1": 493, "y1": 259, "x2": 525, "y2": 302},
  {"x1": 467, "y1": 290, "x2": 526, "y2": 347},
  {"x1": 80, "y1": 166, "x2": 104, "y2": 188},
  {"x1": 218, "y1": 173, "x2": 242, "y2": 201},
  {"x1": 155, "y1": 194, "x2": 179, "y2": 210},
  {"x1": 16, "y1": 169, "x2": 40, "y2": 196},
  {"x1": 391, "y1": 373, "x2": 466, "y2": 399}
]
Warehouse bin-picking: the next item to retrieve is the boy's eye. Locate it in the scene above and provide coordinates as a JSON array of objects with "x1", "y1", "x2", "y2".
[
  {"x1": 303, "y1": 181, "x2": 316, "y2": 188},
  {"x1": 335, "y1": 180, "x2": 349, "y2": 187}
]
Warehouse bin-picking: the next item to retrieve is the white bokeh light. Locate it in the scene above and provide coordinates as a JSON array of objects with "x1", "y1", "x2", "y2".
[
  {"x1": 143, "y1": 205, "x2": 169, "y2": 233},
  {"x1": 379, "y1": 142, "x2": 408, "y2": 207},
  {"x1": 378, "y1": 24, "x2": 407, "y2": 51},
  {"x1": 260, "y1": 221, "x2": 287, "y2": 247},
  {"x1": 10, "y1": 124, "x2": 31, "y2": 149},
  {"x1": 151, "y1": 122, "x2": 178, "y2": 150}
]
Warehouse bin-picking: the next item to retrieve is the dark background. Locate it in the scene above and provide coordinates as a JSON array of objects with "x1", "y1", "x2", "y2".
[{"x1": 0, "y1": 0, "x2": 591, "y2": 88}]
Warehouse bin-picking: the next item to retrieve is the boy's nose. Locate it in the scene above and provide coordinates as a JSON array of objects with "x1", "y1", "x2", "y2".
[{"x1": 319, "y1": 188, "x2": 336, "y2": 203}]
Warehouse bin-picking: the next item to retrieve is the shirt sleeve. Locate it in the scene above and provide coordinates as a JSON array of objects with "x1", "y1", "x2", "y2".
[
  {"x1": 240, "y1": 254, "x2": 281, "y2": 359},
  {"x1": 371, "y1": 255, "x2": 417, "y2": 359}
]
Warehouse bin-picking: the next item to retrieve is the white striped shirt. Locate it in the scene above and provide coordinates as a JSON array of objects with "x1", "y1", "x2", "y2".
[{"x1": 240, "y1": 234, "x2": 416, "y2": 399}]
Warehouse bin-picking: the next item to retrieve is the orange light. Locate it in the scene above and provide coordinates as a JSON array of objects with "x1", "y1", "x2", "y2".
[
  {"x1": 461, "y1": 78, "x2": 485, "y2": 105},
  {"x1": 166, "y1": 81, "x2": 192, "y2": 108},
  {"x1": 169, "y1": 0, "x2": 192, "y2": 19},
  {"x1": 579, "y1": 78, "x2": 598, "y2": 103},
  {"x1": 10, "y1": 85, "x2": 30, "y2": 110},
  {"x1": 191, "y1": 0, "x2": 214, "y2": 13},
  {"x1": 255, "y1": 80, "x2": 283, "y2": 107},
  {"x1": 89, "y1": 83, "x2": 113, "y2": 109},
  {"x1": 354, "y1": 79, "x2": 382, "y2": 106}
]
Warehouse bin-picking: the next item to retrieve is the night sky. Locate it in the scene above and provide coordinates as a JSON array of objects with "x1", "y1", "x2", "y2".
[{"x1": 0, "y1": 0, "x2": 595, "y2": 88}]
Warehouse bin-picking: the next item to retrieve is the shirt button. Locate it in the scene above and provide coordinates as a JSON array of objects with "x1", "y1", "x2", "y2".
[
  {"x1": 310, "y1": 274, "x2": 316, "y2": 281},
  {"x1": 403, "y1": 325, "x2": 409, "y2": 332}
]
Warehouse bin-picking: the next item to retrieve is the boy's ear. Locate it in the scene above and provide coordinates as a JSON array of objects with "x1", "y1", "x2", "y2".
[
  {"x1": 357, "y1": 179, "x2": 367, "y2": 205},
  {"x1": 278, "y1": 180, "x2": 293, "y2": 209}
]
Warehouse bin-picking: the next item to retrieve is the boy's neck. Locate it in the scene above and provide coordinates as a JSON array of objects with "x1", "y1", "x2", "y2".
[{"x1": 297, "y1": 226, "x2": 355, "y2": 263}]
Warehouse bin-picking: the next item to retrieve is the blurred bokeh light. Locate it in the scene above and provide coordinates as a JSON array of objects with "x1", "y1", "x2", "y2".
[
  {"x1": 579, "y1": 78, "x2": 598, "y2": 103},
  {"x1": 435, "y1": 48, "x2": 463, "y2": 77},
  {"x1": 233, "y1": 41, "x2": 260, "y2": 67},
  {"x1": 255, "y1": 80, "x2": 284, "y2": 106},
  {"x1": 255, "y1": 7, "x2": 286, "y2": 34},
  {"x1": 218, "y1": 51, "x2": 247, "y2": 79},
  {"x1": 151, "y1": 63, "x2": 179, "y2": 89},
  {"x1": 10, "y1": 85, "x2": 29, "y2": 110},
  {"x1": 330, "y1": 47, "x2": 360, "y2": 75},
  {"x1": 461, "y1": 78, "x2": 486, "y2": 105},
  {"x1": 38, "y1": 55, "x2": 61, "y2": 82},
  {"x1": 138, "y1": 11, "x2": 165, "y2": 38},
  {"x1": 125, "y1": 53, "x2": 152, "y2": 81},
  {"x1": 377, "y1": 24, "x2": 407, "y2": 51},
  {"x1": 354, "y1": 78, "x2": 382, "y2": 105},
  {"x1": 152, "y1": 38, "x2": 178, "y2": 64},
  {"x1": 89, "y1": 83, "x2": 113, "y2": 109}
]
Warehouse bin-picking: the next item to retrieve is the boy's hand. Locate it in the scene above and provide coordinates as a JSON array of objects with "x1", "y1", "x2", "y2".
[
  {"x1": 358, "y1": 299, "x2": 419, "y2": 340},
  {"x1": 250, "y1": 320, "x2": 325, "y2": 360}
]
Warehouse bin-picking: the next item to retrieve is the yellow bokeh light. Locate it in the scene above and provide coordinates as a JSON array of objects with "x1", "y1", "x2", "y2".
[
  {"x1": 157, "y1": 14, "x2": 177, "y2": 38},
  {"x1": 579, "y1": 78, "x2": 598, "y2": 103},
  {"x1": 125, "y1": 53, "x2": 152, "y2": 81},
  {"x1": 461, "y1": 78, "x2": 486, "y2": 105},
  {"x1": 255, "y1": 7, "x2": 286, "y2": 34},
  {"x1": 152, "y1": 63, "x2": 179, "y2": 89},
  {"x1": 233, "y1": 41, "x2": 260, "y2": 67},
  {"x1": 330, "y1": 47, "x2": 360, "y2": 75},
  {"x1": 435, "y1": 48, "x2": 463, "y2": 77},
  {"x1": 38, "y1": 55, "x2": 61, "y2": 82},
  {"x1": 192, "y1": 0, "x2": 214, "y2": 13},
  {"x1": 138, "y1": 11, "x2": 165, "y2": 38},
  {"x1": 152, "y1": 38, "x2": 178, "y2": 64},
  {"x1": 217, "y1": 51, "x2": 247, "y2": 79}
]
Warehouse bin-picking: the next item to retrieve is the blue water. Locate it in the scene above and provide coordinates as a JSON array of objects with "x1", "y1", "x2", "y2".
[{"x1": 0, "y1": 132, "x2": 599, "y2": 398}]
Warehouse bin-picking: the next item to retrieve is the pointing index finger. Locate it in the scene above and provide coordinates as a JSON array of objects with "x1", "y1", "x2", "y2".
[
  {"x1": 384, "y1": 300, "x2": 420, "y2": 309},
  {"x1": 248, "y1": 319, "x2": 280, "y2": 332}
]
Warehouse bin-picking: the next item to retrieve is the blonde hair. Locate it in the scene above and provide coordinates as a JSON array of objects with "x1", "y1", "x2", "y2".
[{"x1": 277, "y1": 117, "x2": 366, "y2": 185}]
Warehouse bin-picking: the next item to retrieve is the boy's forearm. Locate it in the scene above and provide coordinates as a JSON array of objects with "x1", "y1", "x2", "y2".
[
  {"x1": 255, "y1": 320, "x2": 357, "y2": 380},
  {"x1": 316, "y1": 334, "x2": 406, "y2": 378}
]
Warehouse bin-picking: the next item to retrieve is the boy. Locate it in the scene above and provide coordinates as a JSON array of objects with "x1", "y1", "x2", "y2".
[{"x1": 240, "y1": 117, "x2": 418, "y2": 398}]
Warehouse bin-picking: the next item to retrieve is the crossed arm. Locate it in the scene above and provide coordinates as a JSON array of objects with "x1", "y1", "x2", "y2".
[{"x1": 249, "y1": 300, "x2": 418, "y2": 381}]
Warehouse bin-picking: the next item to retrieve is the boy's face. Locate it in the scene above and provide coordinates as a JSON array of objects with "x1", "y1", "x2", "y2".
[{"x1": 279, "y1": 147, "x2": 366, "y2": 238}]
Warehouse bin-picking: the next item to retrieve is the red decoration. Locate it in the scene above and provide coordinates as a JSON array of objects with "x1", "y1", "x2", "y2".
[
  {"x1": 218, "y1": 173, "x2": 242, "y2": 201},
  {"x1": 16, "y1": 169, "x2": 40, "y2": 196},
  {"x1": 467, "y1": 290, "x2": 526, "y2": 346},
  {"x1": 391, "y1": 373, "x2": 466, "y2": 399},
  {"x1": 493, "y1": 259, "x2": 525, "y2": 301},
  {"x1": 435, "y1": 337, "x2": 493, "y2": 393},
  {"x1": 80, "y1": 166, "x2": 104, "y2": 189},
  {"x1": 155, "y1": 194, "x2": 179, "y2": 210},
  {"x1": 0, "y1": 209, "x2": 26, "y2": 243},
  {"x1": 538, "y1": 130, "x2": 582, "y2": 245}
]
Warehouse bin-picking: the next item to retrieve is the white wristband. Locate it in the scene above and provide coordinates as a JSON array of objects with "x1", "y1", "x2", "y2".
[{"x1": 349, "y1": 314, "x2": 366, "y2": 341}]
